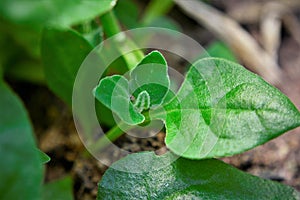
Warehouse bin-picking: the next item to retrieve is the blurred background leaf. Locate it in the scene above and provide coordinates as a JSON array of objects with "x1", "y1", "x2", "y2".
[
  {"x1": 0, "y1": 80, "x2": 43, "y2": 200},
  {"x1": 0, "y1": 0, "x2": 117, "y2": 28},
  {"x1": 42, "y1": 176, "x2": 73, "y2": 200},
  {"x1": 41, "y1": 27, "x2": 93, "y2": 106}
]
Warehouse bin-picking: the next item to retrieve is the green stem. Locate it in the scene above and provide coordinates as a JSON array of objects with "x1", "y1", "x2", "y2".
[
  {"x1": 89, "y1": 108, "x2": 162, "y2": 152},
  {"x1": 89, "y1": 122, "x2": 130, "y2": 152},
  {"x1": 142, "y1": 0, "x2": 174, "y2": 25},
  {"x1": 100, "y1": 11, "x2": 144, "y2": 70},
  {"x1": 100, "y1": 11, "x2": 122, "y2": 37},
  {"x1": 82, "y1": 21, "x2": 92, "y2": 34}
]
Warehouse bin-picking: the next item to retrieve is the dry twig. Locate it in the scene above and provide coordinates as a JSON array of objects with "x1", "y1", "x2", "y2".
[
  {"x1": 260, "y1": 2, "x2": 286, "y2": 61},
  {"x1": 175, "y1": 0, "x2": 282, "y2": 85},
  {"x1": 228, "y1": 0, "x2": 300, "y2": 24},
  {"x1": 229, "y1": 1, "x2": 300, "y2": 47}
]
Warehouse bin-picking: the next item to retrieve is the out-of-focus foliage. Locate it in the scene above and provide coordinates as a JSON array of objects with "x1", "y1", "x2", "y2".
[
  {"x1": 0, "y1": 0, "x2": 117, "y2": 27},
  {"x1": 42, "y1": 176, "x2": 73, "y2": 200},
  {"x1": 0, "y1": 80, "x2": 43, "y2": 200}
]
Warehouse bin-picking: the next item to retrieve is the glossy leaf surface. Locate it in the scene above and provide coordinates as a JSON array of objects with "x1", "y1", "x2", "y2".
[
  {"x1": 157, "y1": 58, "x2": 300, "y2": 159},
  {"x1": 98, "y1": 152, "x2": 300, "y2": 200}
]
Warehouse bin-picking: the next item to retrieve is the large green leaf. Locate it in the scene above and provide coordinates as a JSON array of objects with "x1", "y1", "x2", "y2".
[
  {"x1": 0, "y1": 19, "x2": 41, "y2": 58},
  {"x1": 0, "y1": 0, "x2": 117, "y2": 27},
  {"x1": 42, "y1": 176, "x2": 73, "y2": 200},
  {"x1": 0, "y1": 80, "x2": 43, "y2": 200},
  {"x1": 94, "y1": 51, "x2": 169, "y2": 125},
  {"x1": 98, "y1": 152, "x2": 300, "y2": 199},
  {"x1": 115, "y1": 0, "x2": 139, "y2": 29},
  {"x1": 41, "y1": 27, "x2": 93, "y2": 106},
  {"x1": 42, "y1": 27, "x2": 116, "y2": 127},
  {"x1": 154, "y1": 58, "x2": 300, "y2": 159}
]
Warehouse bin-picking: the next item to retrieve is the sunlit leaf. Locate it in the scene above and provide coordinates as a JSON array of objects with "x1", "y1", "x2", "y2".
[{"x1": 154, "y1": 58, "x2": 300, "y2": 159}]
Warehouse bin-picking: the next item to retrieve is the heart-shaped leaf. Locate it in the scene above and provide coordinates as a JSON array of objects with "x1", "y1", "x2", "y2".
[
  {"x1": 98, "y1": 152, "x2": 300, "y2": 199},
  {"x1": 153, "y1": 58, "x2": 300, "y2": 159}
]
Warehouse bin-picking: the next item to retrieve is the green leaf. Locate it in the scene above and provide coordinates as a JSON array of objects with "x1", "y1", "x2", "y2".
[
  {"x1": 38, "y1": 149, "x2": 50, "y2": 164},
  {"x1": 42, "y1": 27, "x2": 116, "y2": 127},
  {"x1": 0, "y1": 19, "x2": 42, "y2": 58},
  {"x1": 41, "y1": 27, "x2": 93, "y2": 106},
  {"x1": 0, "y1": 80, "x2": 43, "y2": 200},
  {"x1": 203, "y1": 41, "x2": 238, "y2": 62},
  {"x1": 93, "y1": 75, "x2": 145, "y2": 125},
  {"x1": 130, "y1": 51, "x2": 169, "y2": 107},
  {"x1": 6, "y1": 60, "x2": 45, "y2": 84},
  {"x1": 98, "y1": 152, "x2": 300, "y2": 199},
  {"x1": 0, "y1": 65, "x2": 3, "y2": 78},
  {"x1": 42, "y1": 176, "x2": 73, "y2": 200},
  {"x1": 154, "y1": 58, "x2": 300, "y2": 159},
  {"x1": 94, "y1": 51, "x2": 170, "y2": 125},
  {"x1": 0, "y1": 0, "x2": 117, "y2": 27},
  {"x1": 115, "y1": 0, "x2": 139, "y2": 29}
]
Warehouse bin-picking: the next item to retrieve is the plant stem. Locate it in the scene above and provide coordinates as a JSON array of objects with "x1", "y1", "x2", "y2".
[
  {"x1": 100, "y1": 11, "x2": 122, "y2": 37},
  {"x1": 100, "y1": 11, "x2": 144, "y2": 70},
  {"x1": 142, "y1": 0, "x2": 174, "y2": 25},
  {"x1": 89, "y1": 108, "x2": 160, "y2": 152},
  {"x1": 89, "y1": 122, "x2": 130, "y2": 152}
]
